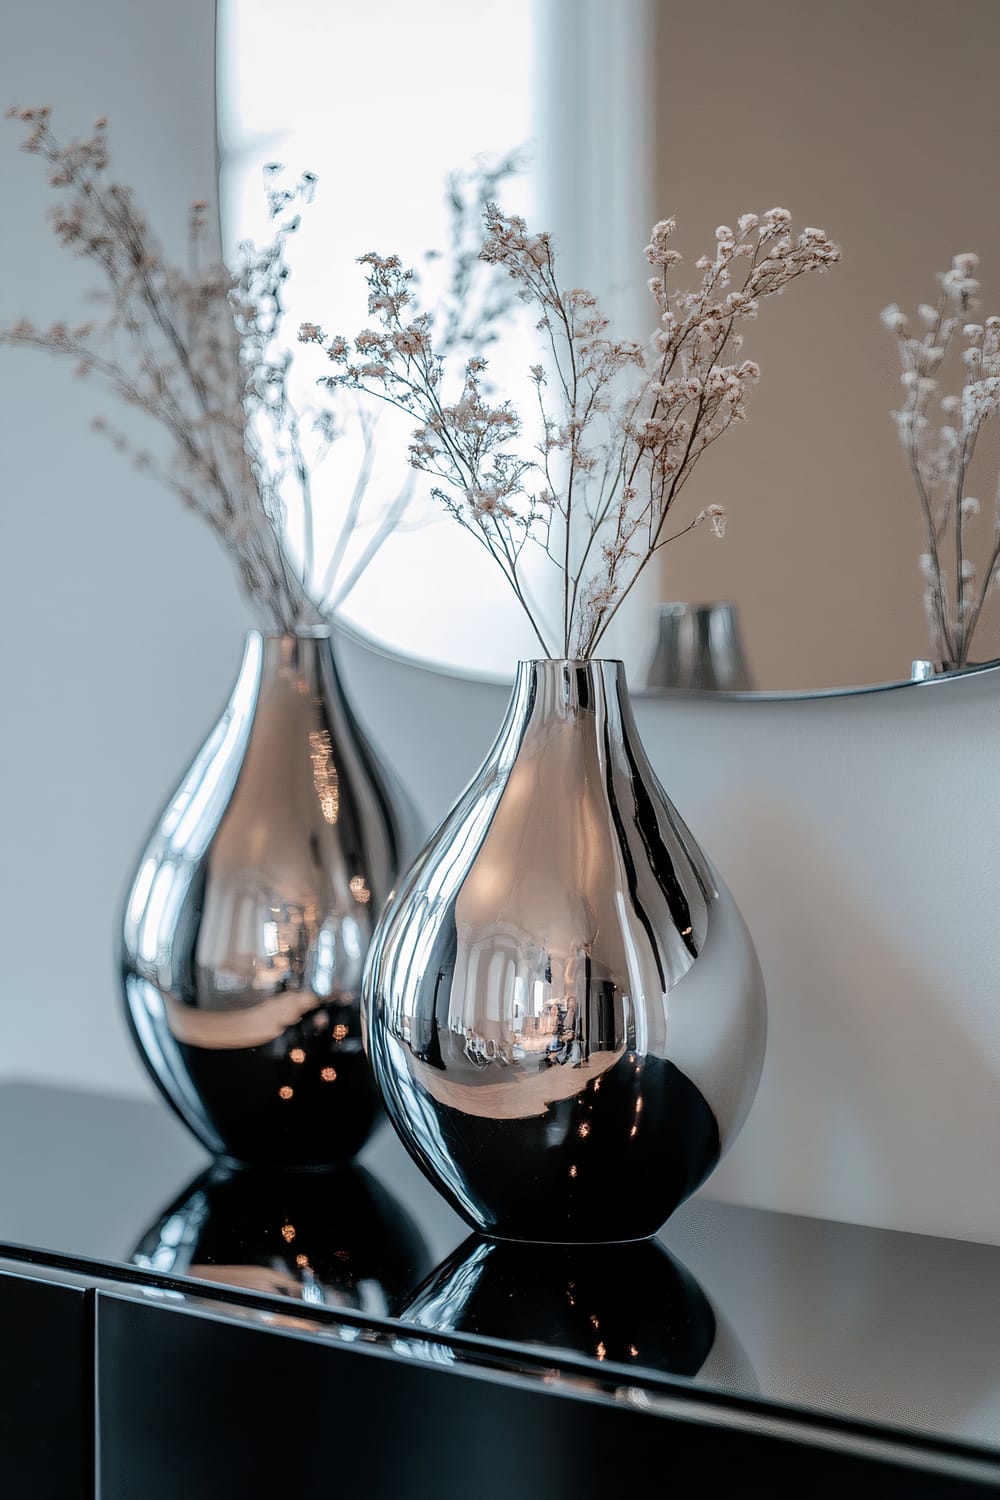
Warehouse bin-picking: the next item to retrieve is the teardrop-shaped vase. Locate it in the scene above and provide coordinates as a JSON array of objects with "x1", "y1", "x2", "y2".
[
  {"x1": 362, "y1": 658, "x2": 766, "y2": 1243},
  {"x1": 121, "y1": 628, "x2": 419, "y2": 1167}
]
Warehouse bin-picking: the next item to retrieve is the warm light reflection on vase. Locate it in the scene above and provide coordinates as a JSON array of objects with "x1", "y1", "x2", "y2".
[{"x1": 121, "y1": 629, "x2": 420, "y2": 1167}]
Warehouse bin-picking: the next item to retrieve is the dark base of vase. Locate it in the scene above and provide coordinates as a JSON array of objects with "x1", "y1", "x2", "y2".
[
  {"x1": 131, "y1": 1157, "x2": 434, "y2": 1315},
  {"x1": 386, "y1": 1054, "x2": 722, "y2": 1246},
  {"x1": 478, "y1": 1227, "x2": 660, "y2": 1247},
  {"x1": 123, "y1": 973, "x2": 387, "y2": 1167},
  {"x1": 173, "y1": 1040, "x2": 387, "y2": 1167}
]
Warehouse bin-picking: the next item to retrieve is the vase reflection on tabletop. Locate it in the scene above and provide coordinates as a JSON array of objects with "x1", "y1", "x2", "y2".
[
  {"x1": 132, "y1": 1159, "x2": 433, "y2": 1315},
  {"x1": 362, "y1": 657, "x2": 766, "y2": 1244},
  {"x1": 403, "y1": 1235, "x2": 717, "y2": 1378},
  {"x1": 121, "y1": 627, "x2": 419, "y2": 1168}
]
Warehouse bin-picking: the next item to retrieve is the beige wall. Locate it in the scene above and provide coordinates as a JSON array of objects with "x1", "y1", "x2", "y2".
[{"x1": 651, "y1": 0, "x2": 1000, "y2": 690}]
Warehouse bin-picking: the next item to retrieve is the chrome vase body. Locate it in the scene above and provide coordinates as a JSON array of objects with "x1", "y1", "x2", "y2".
[
  {"x1": 362, "y1": 659, "x2": 766, "y2": 1244},
  {"x1": 121, "y1": 629, "x2": 417, "y2": 1168}
]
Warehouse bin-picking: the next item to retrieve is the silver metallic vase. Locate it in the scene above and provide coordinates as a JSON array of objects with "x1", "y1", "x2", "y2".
[
  {"x1": 362, "y1": 658, "x2": 766, "y2": 1244},
  {"x1": 121, "y1": 628, "x2": 418, "y2": 1168}
]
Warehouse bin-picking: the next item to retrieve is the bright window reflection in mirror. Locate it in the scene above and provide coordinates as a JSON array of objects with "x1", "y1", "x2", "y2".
[
  {"x1": 217, "y1": 0, "x2": 551, "y2": 680},
  {"x1": 219, "y1": 0, "x2": 1000, "y2": 695}
]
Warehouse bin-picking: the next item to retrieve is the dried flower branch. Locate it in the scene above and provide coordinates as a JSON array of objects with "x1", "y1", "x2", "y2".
[
  {"x1": 308, "y1": 145, "x2": 528, "y2": 617},
  {"x1": 881, "y1": 255, "x2": 1000, "y2": 668},
  {"x1": 0, "y1": 108, "x2": 524, "y2": 630},
  {"x1": 1, "y1": 107, "x2": 322, "y2": 628},
  {"x1": 303, "y1": 206, "x2": 840, "y2": 657}
]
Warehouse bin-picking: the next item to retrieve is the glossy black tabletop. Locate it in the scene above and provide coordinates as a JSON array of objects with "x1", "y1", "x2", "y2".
[{"x1": 2, "y1": 1076, "x2": 999, "y2": 1480}]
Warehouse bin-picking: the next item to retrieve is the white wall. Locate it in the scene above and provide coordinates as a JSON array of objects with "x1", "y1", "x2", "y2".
[
  {"x1": 3, "y1": 0, "x2": 999, "y2": 1251},
  {"x1": 0, "y1": 0, "x2": 254, "y2": 1101}
]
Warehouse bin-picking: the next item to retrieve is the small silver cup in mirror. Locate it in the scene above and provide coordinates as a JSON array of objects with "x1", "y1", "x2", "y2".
[
  {"x1": 909, "y1": 659, "x2": 991, "y2": 681},
  {"x1": 647, "y1": 601, "x2": 755, "y2": 692}
]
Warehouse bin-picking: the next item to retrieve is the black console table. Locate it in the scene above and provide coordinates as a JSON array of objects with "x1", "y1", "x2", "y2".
[{"x1": 1, "y1": 1078, "x2": 998, "y2": 1497}]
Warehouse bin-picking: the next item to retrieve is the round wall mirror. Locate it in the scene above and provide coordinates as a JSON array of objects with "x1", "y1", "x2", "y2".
[{"x1": 217, "y1": 0, "x2": 1000, "y2": 696}]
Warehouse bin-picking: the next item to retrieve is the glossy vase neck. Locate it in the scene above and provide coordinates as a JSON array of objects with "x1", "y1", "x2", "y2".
[
  {"x1": 491, "y1": 659, "x2": 646, "y2": 795},
  {"x1": 505, "y1": 658, "x2": 634, "y2": 742},
  {"x1": 515, "y1": 656, "x2": 626, "y2": 702},
  {"x1": 252, "y1": 626, "x2": 333, "y2": 681}
]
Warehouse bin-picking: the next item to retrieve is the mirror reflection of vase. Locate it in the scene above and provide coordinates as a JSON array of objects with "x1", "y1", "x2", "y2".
[
  {"x1": 646, "y1": 602, "x2": 755, "y2": 692},
  {"x1": 402, "y1": 1235, "x2": 725, "y2": 1380},
  {"x1": 131, "y1": 1161, "x2": 434, "y2": 1317}
]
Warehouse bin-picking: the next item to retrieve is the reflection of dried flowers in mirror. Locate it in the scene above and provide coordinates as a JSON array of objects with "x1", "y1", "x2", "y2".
[
  {"x1": 0, "y1": 107, "x2": 523, "y2": 630},
  {"x1": 882, "y1": 256, "x2": 1000, "y2": 669},
  {"x1": 304, "y1": 207, "x2": 840, "y2": 659}
]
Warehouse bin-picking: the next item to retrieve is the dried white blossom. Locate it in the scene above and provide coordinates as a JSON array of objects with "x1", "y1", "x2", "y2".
[
  {"x1": 696, "y1": 504, "x2": 728, "y2": 537},
  {"x1": 0, "y1": 109, "x2": 523, "y2": 627},
  {"x1": 882, "y1": 304, "x2": 908, "y2": 333},
  {"x1": 884, "y1": 251, "x2": 1000, "y2": 665},
  {"x1": 310, "y1": 202, "x2": 840, "y2": 656}
]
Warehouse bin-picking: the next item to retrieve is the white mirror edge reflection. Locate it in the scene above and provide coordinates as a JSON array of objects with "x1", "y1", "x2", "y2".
[{"x1": 332, "y1": 613, "x2": 1000, "y2": 702}]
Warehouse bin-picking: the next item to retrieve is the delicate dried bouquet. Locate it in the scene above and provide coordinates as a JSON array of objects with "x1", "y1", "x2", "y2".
[
  {"x1": 882, "y1": 256, "x2": 1000, "y2": 669},
  {"x1": 302, "y1": 206, "x2": 841, "y2": 657},
  {"x1": 1, "y1": 107, "x2": 521, "y2": 631}
]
